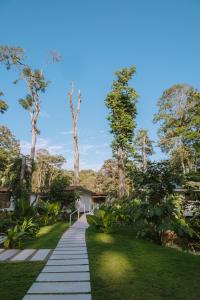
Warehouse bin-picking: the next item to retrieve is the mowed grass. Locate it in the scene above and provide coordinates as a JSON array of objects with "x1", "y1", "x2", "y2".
[
  {"x1": 22, "y1": 222, "x2": 69, "y2": 249},
  {"x1": 87, "y1": 229, "x2": 200, "y2": 300},
  {"x1": 0, "y1": 262, "x2": 44, "y2": 300}
]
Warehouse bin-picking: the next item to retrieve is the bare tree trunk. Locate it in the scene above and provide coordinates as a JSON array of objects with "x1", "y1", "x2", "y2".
[
  {"x1": 31, "y1": 120, "x2": 37, "y2": 161},
  {"x1": 68, "y1": 82, "x2": 81, "y2": 186},
  {"x1": 29, "y1": 88, "x2": 40, "y2": 175},
  {"x1": 142, "y1": 135, "x2": 147, "y2": 171},
  {"x1": 20, "y1": 156, "x2": 26, "y2": 182},
  {"x1": 73, "y1": 124, "x2": 80, "y2": 185},
  {"x1": 118, "y1": 147, "x2": 126, "y2": 199}
]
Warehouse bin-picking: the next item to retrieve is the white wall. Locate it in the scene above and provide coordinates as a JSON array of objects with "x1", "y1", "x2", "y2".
[{"x1": 75, "y1": 193, "x2": 93, "y2": 212}]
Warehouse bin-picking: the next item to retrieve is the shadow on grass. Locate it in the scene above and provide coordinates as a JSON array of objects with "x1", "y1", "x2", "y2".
[{"x1": 87, "y1": 229, "x2": 200, "y2": 300}]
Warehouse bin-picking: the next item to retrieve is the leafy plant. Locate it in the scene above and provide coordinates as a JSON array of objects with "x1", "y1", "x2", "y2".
[
  {"x1": 35, "y1": 200, "x2": 61, "y2": 225},
  {"x1": 87, "y1": 208, "x2": 115, "y2": 233},
  {"x1": 4, "y1": 226, "x2": 26, "y2": 249},
  {"x1": 3, "y1": 217, "x2": 39, "y2": 249}
]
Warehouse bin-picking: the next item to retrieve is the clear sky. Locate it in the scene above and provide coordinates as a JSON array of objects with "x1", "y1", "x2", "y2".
[{"x1": 0, "y1": 0, "x2": 200, "y2": 170}]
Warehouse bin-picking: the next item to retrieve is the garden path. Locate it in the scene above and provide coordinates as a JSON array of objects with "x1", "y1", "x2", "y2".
[{"x1": 23, "y1": 214, "x2": 91, "y2": 300}]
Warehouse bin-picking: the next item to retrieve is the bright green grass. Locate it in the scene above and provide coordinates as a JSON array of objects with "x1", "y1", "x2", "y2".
[
  {"x1": 22, "y1": 222, "x2": 69, "y2": 249},
  {"x1": 87, "y1": 229, "x2": 200, "y2": 300},
  {"x1": 0, "y1": 262, "x2": 44, "y2": 300}
]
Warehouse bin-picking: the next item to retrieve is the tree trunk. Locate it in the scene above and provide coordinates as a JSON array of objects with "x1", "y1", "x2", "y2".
[
  {"x1": 118, "y1": 147, "x2": 126, "y2": 199},
  {"x1": 142, "y1": 135, "x2": 147, "y2": 171},
  {"x1": 68, "y1": 82, "x2": 81, "y2": 186},
  {"x1": 73, "y1": 125, "x2": 80, "y2": 185}
]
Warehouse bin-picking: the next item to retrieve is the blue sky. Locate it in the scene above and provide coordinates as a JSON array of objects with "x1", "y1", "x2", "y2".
[{"x1": 0, "y1": 0, "x2": 200, "y2": 170}]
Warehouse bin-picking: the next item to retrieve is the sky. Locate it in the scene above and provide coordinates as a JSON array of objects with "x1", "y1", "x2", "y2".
[{"x1": 0, "y1": 0, "x2": 200, "y2": 170}]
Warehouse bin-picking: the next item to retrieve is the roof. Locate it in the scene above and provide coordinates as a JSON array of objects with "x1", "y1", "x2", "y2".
[{"x1": 66, "y1": 185, "x2": 94, "y2": 195}]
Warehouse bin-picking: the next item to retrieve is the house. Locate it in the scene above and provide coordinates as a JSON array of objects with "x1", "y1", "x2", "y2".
[
  {"x1": 0, "y1": 188, "x2": 15, "y2": 211},
  {"x1": 66, "y1": 186, "x2": 107, "y2": 213},
  {"x1": 0, "y1": 188, "x2": 38, "y2": 211}
]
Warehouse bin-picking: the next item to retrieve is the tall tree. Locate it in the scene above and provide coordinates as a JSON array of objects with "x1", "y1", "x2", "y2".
[
  {"x1": 105, "y1": 66, "x2": 138, "y2": 198},
  {"x1": 95, "y1": 159, "x2": 119, "y2": 196},
  {"x1": 79, "y1": 169, "x2": 97, "y2": 191},
  {"x1": 134, "y1": 129, "x2": 154, "y2": 171},
  {"x1": 32, "y1": 149, "x2": 66, "y2": 194},
  {"x1": 154, "y1": 84, "x2": 196, "y2": 174},
  {"x1": 68, "y1": 82, "x2": 81, "y2": 186},
  {"x1": 19, "y1": 67, "x2": 49, "y2": 171}
]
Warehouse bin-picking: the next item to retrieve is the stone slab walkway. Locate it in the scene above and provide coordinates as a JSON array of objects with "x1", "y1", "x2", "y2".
[
  {"x1": 0, "y1": 249, "x2": 51, "y2": 261},
  {"x1": 23, "y1": 214, "x2": 91, "y2": 300}
]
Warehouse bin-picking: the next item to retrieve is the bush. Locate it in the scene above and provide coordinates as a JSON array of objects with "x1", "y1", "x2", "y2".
[
  {"x1": 3, "y1": 217, "x2": 39, "y2": 249},
  {"x1": 35, "y1": 200, "x2": 61, "y2": 225},
  {"x1": 87, "y1": 208, "x2": 115, "y2": 233}
]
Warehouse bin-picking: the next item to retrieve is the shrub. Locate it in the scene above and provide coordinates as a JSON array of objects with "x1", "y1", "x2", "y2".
[
  {"x1": 87, "y1": 208, "x2": 115, "y2": 233},
  {"x1": 3, "y1": 217, "x2": 39, "y2": 249},
  {"x1": 35, "y1": 200, "x2": 61, "y2": 225}
]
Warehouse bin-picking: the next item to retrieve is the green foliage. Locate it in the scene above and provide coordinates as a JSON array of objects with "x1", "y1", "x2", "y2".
[
  {"x1": 35, "y1": 200, "x2": 61, "y2": 225},
  {"x1": 32, "y1": 149, "x2": 67, "y2": 195},
  {"x1": 130, "y1": 160, "x2": 183, "y2": 202},
  {"x1": 105, "y1": 66, "x2": 138, "y2": 197},
  {"x1": 105, "y1": 66, "x2": 138, "y2": 153},
  {"x1": 0, "y1": 45, "x2": 24, "y2": 69},
  {"x1": 49, "y1": 174, "x2": 70, "y2": 204},
  {"x1": 154, "y1": 84, "x2": 200, "y2": 174},
  {"x1": 0, "y1": 91, "x2": 8, "y2": 113},
  {"x1": 3, "y1": 217, "x2": 39, "y2": 249},
  {"x1": 133, "y1": 128, "x2": 154, "y2": 170},
  {"x1": 0, "y1": 126, "x2": 30, "y2": 200},
  {"x1": 13, "y1": 198, "x2": 35, "y2": 220},
  {"x1": 95, "y1": 159, "x2": 119, "y2": 196},
  {"x1": 0, "y1": 46, "x2": 24, "y2": 114},
  {"x1": 87, "y1": 209, "x2": 115, "y2": 233}
]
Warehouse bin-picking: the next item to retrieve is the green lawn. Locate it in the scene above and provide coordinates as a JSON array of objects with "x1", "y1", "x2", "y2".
[
  {"x1": 0, "y1": 262, "x2": 44, "y2": 300},
  {"x1": 22, "y1": 222, "x2": 69, "y2": 249},
  {"x1": 87, "y1": 229, "x2": 200, "y2": 300}
]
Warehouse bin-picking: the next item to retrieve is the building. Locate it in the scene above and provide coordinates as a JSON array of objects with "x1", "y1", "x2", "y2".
[{"x1": 66, "y1": 186, "x2": 107, "y2": 213}]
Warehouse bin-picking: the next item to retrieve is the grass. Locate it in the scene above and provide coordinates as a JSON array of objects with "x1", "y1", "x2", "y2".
[
  {"x1": 22, "y1": 221, "x2": 69, "y2": 249},
  {"x1": 0, "y1": 262, "x2": 44, "y2": 300},
  {"x1": 87, "y1": 229, "x2": 200, "y2": 300}
]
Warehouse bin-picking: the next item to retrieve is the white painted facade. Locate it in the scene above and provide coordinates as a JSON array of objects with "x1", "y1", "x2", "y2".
[{"x1": 75, "y1": 193, "x2": 93, "y2": 213}]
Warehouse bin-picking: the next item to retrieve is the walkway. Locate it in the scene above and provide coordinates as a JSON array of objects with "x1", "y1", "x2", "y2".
[
  {"x1": 0, "y1": 249, "x2": 51, "y2": 261},
  {"x1": 23, "y1": 214, "x2": 91, "y2": 300}
]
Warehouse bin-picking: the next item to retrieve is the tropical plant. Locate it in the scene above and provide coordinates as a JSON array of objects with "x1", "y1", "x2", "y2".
[
  {"x1": 3, "y1": 226, "x2": 26, "y2": 249},
  {"x1": 35, "y1": 200, "x2": 61, "y2": 225},
  {"x1": 87, "y1": 208, "x2": 115, "y2": 233}
]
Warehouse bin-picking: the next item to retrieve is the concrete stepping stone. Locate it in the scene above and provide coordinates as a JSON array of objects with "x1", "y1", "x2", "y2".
[
  {"x1": 11, "y1": 249, "x2": 36, "y2": 261},
  {"x1": 47, "y1": 259, "x2": 89, "y2": 265},
  {"x1": 37, "y1": 272, "x2": 90, "y2": 282},
  {"x1": 57, "y1": 244, "x2": 86, "y2": 247},
  {"x1": 55, "y1": 246, "x2": 87, "y2": 251},
  {"x1": 53, "y1": 250, "x2": 87, "y2": 255},
  {"x1": 30, "y1": 249, "x2": 51, "y2": 261},
  {"x1": 24, "y1": 294, "x2": 91, "y2": 300},
  {"x1": 42, "y1": 265, "x2": 89, "y2": 273},
  {"x1": 0, "y1": 249, "x2": 19, "y2": 261},
  {"x1": 50, "y1": 254, "x2": 88, "y2": 259},
  {"x1": 27, "y1": 282, "x2": 91, "y2": 294},
  {"x1": 23, "y1": 215, "x2": 91, "y2": 300}
]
